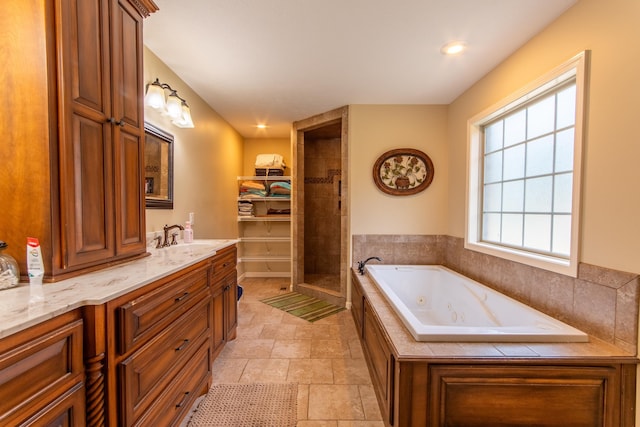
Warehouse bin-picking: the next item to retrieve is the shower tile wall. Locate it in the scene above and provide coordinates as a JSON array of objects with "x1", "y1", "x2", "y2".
[
  {"x1": 304, "y1": 138, "x2": 341, "y2": 291},
  {"x1": 353, "y1": 234, "x2": 640, "y2": 354}
]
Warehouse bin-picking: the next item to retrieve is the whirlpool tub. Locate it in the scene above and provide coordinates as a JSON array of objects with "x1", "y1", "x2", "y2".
[{"x1": 365, "y1": 265, "x2": 588, "y2": 342}]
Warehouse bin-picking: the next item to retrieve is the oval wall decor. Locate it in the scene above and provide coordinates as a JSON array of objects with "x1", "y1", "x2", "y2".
[{"x1": 372, "y1": 148, "x2": 434, "y2": 196}]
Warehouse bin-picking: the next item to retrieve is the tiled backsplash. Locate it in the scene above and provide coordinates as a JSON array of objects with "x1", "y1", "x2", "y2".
[{"x1": 352, "y1": 234, "x2": 640, "y2": 354}]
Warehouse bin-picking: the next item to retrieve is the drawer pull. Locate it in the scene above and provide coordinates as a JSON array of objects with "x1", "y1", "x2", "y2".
[
  {"x1": 175, "y1": 391, "x2": 190, "y2": 408},
  {"x1": 175, "y1": 339, "x2": 190, "y2": 352},
  {"x1": 222, "y1": 261, "x2": 230, "y2": 268},
  {"x1": 174, "y1": 292, "x2": 189, "y2": 302}
]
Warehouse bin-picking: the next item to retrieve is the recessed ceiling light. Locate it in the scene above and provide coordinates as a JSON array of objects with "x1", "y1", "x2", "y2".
[{"x1": 441, "y1": 41, "x2": 466, "y2": 55}]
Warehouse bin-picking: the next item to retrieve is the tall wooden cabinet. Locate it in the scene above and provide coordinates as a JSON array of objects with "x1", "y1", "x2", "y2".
[{"x1": 0, "y1": 0, "x2": 157, "y2": 281}]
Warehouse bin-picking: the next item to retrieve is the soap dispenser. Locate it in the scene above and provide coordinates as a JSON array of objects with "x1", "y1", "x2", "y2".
[
  {"x1": 183, "y1": 221, "x2": 194, "y2": 243},
  {"x1": 0, "y1": 241, "x2": 20, "y2": 290}
]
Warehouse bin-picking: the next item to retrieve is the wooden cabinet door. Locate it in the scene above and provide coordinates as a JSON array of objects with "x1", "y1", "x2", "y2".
[
  {"x1": 111, "y1": 0, "x2": 146, "y2": 256},
  {"x1": 351, "y1": 271, "x2": 365, "y2": 337},
  {"x1": 428, "y1": 364, "x2": 619, "y2": 427},
  {"x1": 57, "y1": 0, "x2": 146, "y2": 270},
  {"x1": 211, "y1": 282, "x2": 226, "y2": 357},
  {"x1": 57, "y1": 0, "x2": 115, "y2": 269},
  {"x1": 363, "y1": 299, "x2": 394, "y2": 425},
  {"x1": 224, "y1": 271, "x2": 238, "y2": 340}
]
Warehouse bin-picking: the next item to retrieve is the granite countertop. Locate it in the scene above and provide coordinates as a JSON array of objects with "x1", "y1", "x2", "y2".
[
  {"x1": 0, "y1": 239, "x2": 237, "y2": 339},
  {"x1": 354, "y1": 268, "x2": 637, "y2": 361}
]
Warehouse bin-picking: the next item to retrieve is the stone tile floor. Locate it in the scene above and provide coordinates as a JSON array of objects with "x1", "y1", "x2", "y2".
[{"x1": 213, "y1": 277, "x2": 384, "y2": 427}]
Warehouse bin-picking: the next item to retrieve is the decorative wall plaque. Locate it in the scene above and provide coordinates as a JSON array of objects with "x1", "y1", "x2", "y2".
[{"x1": 372, "y1": 148, "x2": 434, "y2": 196}]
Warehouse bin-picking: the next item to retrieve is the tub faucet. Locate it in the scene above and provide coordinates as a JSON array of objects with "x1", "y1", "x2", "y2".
[
  {"x1": 357, "y1": 256, "x2": 382, "y2": 275},
  {"x1": 162, "y1": 224, "x2": 184, "y2": 247}
]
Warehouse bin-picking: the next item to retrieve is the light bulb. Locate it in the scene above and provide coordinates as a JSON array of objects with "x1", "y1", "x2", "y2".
[
  {"x1": 165, "y1": 92, "x2": 183, "y2": 120},
  {"x1": 145, "y1": 82, "x2": 166, "y2": 109}
]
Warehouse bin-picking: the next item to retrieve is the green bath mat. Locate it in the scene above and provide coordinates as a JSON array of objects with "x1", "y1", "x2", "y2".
[{"x1": 261, "y1": 292, "x2": 345, "y2": 322}]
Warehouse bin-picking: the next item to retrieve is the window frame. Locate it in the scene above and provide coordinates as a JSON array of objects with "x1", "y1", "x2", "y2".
[{"x1": 465, "y1": 51, "x2": 589, "y2": 277}]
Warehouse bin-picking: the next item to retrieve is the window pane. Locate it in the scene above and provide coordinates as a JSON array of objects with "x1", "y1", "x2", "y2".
[
  {"x1": 503, "y1": 145, "x2": 525, "y2": 180},
  {"x1": 556, "y1": 85, "x2": 576, "y2": 129},
  {"x1": 525, "y1": 176, "x2": 552, "y2": 212},
  {"x1": 527, "y1": 96, "x2": 555, "y2": 139},
  {"x1": 483, "y1": 183, "x2": 502, "y2": 212},
  {"x1": 502, "y1": 180, "x2": 524, "y2": 212},
  {"x1": 502, "y1": 214, "x2": 523, "y2": 246},
  {"x1": 504, "y1": 110, "x2": 526, "y2": 147},
  {"x1": 526, "y1": 135, "x2": 554, "y2": 177},
  {"x1": 553, "y1": 173, "x2": 573, "y2": 213},
  {"x1": 473, "y1": 69, "x2": 580, "y2": 268},
  {"x1": 484, "y1": 151, "x2": 502, "y2": 183},
  {"x1": 524, "y1": 214, "x2": 551, "y2": 251},
  {"x1": 485, "y1": 121, "x2": 503, "y2": 153},
  {"x1": 555, "y1": 129, "x2": 574, "y2": 172},
  {"x1": 552, "y1": 215, "x2": 571, "y2": 256},
  {"x1": 482, "y1": 213, "x2": 501, "y2": 242}
]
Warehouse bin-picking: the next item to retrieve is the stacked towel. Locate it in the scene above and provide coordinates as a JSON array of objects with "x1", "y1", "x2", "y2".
[
  {"x1": 268, "y1": 181, "x2": 291, "y2": 198},
  {"x1": 255, "y1": 154, "x2": 286, "y2": 176},
  {"x1": 238, "y1": 201, "x2": 254, "y2": 217},
  {"x1": 255, "y1": 154, "x2": 285, "y2": 169},
  {"x1": 239, "y1": 181, "x2": 267, "y2": 199}
]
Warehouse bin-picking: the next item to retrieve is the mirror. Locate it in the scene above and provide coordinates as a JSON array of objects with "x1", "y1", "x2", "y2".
[{"x1": 144, "y1": 122, "x2": 174, "y2": 209}]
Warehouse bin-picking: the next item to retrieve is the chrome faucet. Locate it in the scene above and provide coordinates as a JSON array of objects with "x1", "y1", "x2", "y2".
[
  {"x1": 357, "y1": 256, "x2": 382, "y2": 275},
  {"x1": 162, "y1": 224, "x2": 184, "y2": 247}
]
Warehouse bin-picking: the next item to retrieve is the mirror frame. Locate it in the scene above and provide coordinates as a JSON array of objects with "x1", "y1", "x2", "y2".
[{"x1": 144, "y1": 122, "x2": 174, "y2": 209}]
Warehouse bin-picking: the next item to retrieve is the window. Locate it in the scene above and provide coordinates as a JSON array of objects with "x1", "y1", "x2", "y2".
[{"x1": 466, "y1": 52, "x2": 588, "y2": 277}]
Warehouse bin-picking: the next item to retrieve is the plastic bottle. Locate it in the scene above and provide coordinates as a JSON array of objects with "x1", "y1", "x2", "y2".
[{"x1": 183, "y1": 221, "x2": 194, "y2": 243}]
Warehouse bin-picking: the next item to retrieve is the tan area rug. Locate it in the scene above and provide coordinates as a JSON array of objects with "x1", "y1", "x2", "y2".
[
  {"x1": 261, "y1": 292, "x2": 345, "y2": 322},
  {"x1": 188, "y1": 383, "x2": 298, "y2": 426}
]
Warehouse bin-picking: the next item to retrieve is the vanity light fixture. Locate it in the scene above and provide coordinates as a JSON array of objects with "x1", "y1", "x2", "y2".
[
  {"x1": 440, "y1": 41, "x2": 466, "y2": 55},
  {"x1": 144, "y1": 78, "x2": 195, "y2": 128}
]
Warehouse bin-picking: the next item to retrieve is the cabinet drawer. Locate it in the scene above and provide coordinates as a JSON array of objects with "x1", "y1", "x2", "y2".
[
  {"x1": 0, "y1": 315, "x2": 84, "y2": 425},
  {"x1": 134, "y1": 340, "x2": 212, "y2": 427},
  {"x1": 119, "y1": 296, "x2": 211, "y2": 425},
  {"x1": 19, "y1": 382, "x2": 86, "y2": 427},
  {"x1": 211, "y1": 245, "x2": 237, "y2": 282},
  {"x1": 116, "y1": 263, "x2": 209, "y2": 353}
]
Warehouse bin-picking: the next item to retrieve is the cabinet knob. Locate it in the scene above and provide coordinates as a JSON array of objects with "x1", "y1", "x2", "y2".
[{"x1": 107, "y1": 117, "x2": 125, "y2": 127}]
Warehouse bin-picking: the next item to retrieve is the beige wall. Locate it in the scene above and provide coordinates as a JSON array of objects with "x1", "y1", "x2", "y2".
[
  {"x1": 447, "y1": 0, "x2": 640, "y2": 275},
  {"x1": 143, "y1": 47, "x2": 244, "y2": 239},
  {"x1": 348, "y1": 105, "x2": 449, "y2": 236},
  {"x1": 242, "y1": 138, "x2": 291, "y2": 176}
]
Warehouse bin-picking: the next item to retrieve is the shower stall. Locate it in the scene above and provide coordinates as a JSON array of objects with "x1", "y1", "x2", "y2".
[{"x1": 292, "y1": 107, "x2": 348, "y2": 306}]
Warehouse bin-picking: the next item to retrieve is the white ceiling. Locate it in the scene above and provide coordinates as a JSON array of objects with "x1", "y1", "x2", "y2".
[{"x1": 143, "y1": 0, "x2": 577, "y2": 138}]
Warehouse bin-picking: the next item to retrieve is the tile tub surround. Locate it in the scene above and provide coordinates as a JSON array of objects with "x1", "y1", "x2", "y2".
[
  {"x1": 353, "y1": 234, "x2": 640, "y2": 354},
  {"x1": 0, "y1": 239, "x2": 238, "y2": 339}
]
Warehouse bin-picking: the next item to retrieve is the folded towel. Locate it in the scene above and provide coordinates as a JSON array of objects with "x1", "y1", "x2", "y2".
[
  {"x1": 238, "y1": 201, "x2": 254, "y2": 216},
  {"x1": 240, "y1": 181, "x2": 266, "y2": 191},
  {"x1": 255, "y1": 154, "x2": 285, "y2": 168},
  {"x1": 269, "y1": 181, "x2": 291, "y2": 190}
]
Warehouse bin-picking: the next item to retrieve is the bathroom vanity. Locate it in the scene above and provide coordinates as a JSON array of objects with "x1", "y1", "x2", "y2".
[
  {"x1": 352, "y1": 269, "x2": 637, "y2": 427},
  {"x1": 0, "y1": 240, "x2": 237, "y2": 427}
]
